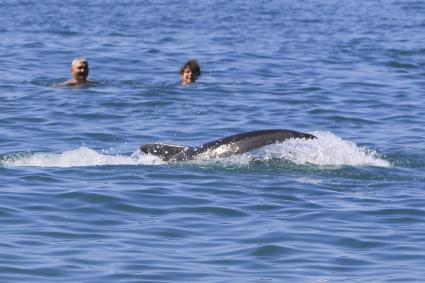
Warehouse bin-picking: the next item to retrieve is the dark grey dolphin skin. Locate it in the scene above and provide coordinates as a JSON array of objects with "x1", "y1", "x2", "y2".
[{"x1": 141, "y1": 129, "x2": 316, "y2": 162}]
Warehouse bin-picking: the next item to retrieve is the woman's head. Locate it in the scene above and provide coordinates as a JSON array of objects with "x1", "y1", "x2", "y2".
[{"x1": 180, "y1": 59, "x2": 201, "y2": 85}]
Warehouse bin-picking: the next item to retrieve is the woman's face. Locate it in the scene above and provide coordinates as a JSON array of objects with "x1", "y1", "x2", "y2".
[{"x1": 181, "y1": 68, "x2": 194, "y2": 85}]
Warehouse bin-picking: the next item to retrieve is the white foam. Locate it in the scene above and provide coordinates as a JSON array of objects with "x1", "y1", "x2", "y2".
[
  {"x1": 3, "y1": 146, "x2": 165, "y2": 168},
  {"x1": 282, "y1": 131, "x2": 390, "y2": 167}
]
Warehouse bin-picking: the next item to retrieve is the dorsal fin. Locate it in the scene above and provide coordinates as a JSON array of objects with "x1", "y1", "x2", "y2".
[{"x1": 140, "y1": 143, "x2": 192, "y2": 161}]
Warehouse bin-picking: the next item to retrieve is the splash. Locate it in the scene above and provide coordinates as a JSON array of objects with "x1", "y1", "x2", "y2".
[
  {"x1": 2, "y1": 132, "x2": 390, "y2": 168},
  {"x1": 2, "y1": 147, "x2": 164, "y2": 168},
  {"x1": 285, "y1": 131, "x2": 390, "y2": 167},
  {"x1": 192, "y1": 131, "x2": 391, "y2": 168}
]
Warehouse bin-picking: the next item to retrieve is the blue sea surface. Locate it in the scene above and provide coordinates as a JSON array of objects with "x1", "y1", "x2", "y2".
[{"x1": 1, "y1": 0, "x2": 425, "y2": 282}]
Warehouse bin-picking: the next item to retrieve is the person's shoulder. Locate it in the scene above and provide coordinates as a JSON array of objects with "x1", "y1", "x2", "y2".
[
  {"x1": 56, "y1": 79, "x2": 76, "y2": 87},
  {"x1": 58, "y1": 79, "x2": 96, "y2": 87}
]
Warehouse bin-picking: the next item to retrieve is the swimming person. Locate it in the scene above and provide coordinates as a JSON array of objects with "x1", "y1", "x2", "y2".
[
  {"x1": 61, "y1": 57, "x2": 94, "y2": 86},
  {"x1": 180, "y1": 59, "x2": 201, "y2": 85}
]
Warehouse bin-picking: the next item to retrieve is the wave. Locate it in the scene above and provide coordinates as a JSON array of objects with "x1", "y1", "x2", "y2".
[
  {"x1": 259, "y1": 131, "x2": 390, "y2": 167},
  {"x1": 1, "y1": 131, "x2": 390, "y2": 168},
  {"x1": 1, "y1": 147, "x2": 165, "y2": 168}
]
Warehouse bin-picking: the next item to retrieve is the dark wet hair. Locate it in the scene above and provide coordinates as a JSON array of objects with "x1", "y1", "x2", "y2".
[{"x1": 179, "y1": 59, "x2": 201, "y2": 79}]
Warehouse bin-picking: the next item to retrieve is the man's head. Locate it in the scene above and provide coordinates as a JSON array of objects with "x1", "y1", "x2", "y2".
[
  {"x1": 70, "y1": 57, "x2": 89, "y2": 82},
  {"x1": 180, "y1": 59, "x2": 201, "y2": 85}
]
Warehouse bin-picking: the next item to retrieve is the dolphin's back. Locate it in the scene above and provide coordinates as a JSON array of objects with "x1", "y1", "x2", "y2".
[
  {"x1": 140, "y1": 129, "x2": 316, "y2": 162},
  {"x1": 194, "y1": 129, "x2": 316, "y2": 158}
]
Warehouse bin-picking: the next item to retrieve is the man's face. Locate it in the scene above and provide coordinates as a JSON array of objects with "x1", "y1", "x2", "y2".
[{"x1": 71, "y1": 61, "x2": 89, "y2": 81}]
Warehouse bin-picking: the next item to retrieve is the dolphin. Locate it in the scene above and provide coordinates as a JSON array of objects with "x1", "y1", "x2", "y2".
[{"x1": 141, "y1": 129, "x2": 316, "y2": 162}]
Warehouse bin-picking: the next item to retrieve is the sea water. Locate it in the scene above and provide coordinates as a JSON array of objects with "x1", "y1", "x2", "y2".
[{"x1": 1, "y1": 0, "x2": 425, "y2": 282}]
